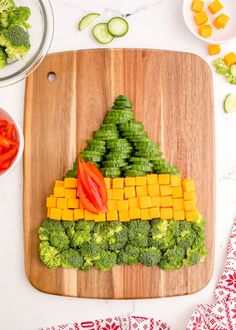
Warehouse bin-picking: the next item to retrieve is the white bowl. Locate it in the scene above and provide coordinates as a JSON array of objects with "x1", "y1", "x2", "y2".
[
  {"x1": 183, "y1": 0, "x2": 236, "y2": 43},
  {"x1": 0, "y1": 108, "x2": 24, "y2": 179}
]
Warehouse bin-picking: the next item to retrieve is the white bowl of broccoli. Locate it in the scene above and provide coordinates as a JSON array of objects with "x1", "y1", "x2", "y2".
[{"x1": 0, "y1": 0, "x2": 54, "y2": 87}]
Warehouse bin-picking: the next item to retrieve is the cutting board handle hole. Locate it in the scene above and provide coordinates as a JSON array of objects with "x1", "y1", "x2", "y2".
[{"x1": 47, "y1": 72, "x2": 56, "y2": 82}]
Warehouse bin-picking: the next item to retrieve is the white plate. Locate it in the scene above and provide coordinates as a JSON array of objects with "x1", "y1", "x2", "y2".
[{"x1": 183, "y1": 0, "x2": 236, "y2": 43}]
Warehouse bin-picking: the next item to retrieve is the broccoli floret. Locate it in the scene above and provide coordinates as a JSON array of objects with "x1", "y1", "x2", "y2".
[
  {"x1": 139, "y1": 247, "x2": 161, "y2": 266},
  {"x1": 108, "y1": 223, "x2": 128, "y2": 251},
  {"x1": 75, "y1": 220, "x2": 94, "y2": 232},
  {"x1": 214, "y1": 58, "x2": 230, "y2": 75},
  {"x1": 128, "y1": 220, "x2": 150, "y2": 248},
  {"x1": 49, "y1": 231, "x2": 70, "y2": 252},
  {"x1": 117, "y1": 244, "x2": 140, "y2": 265},
  {"x1": 0, "y1": 0, "x2": 15, "y2": 13},
  {"x1": 38, "y1": 227, "x2": 49, "y2": 241},
  {"x1": 41, "y1": 219, "x2": 65, "y2": 232},
  {"x1": 159, "y1": 245, "x2": 185, "y2": 270},
  {"x1": 0, "y1": 45, "x2": 7, "y2": 67},
  {"x1": 0, "y1": 25, "x2": 30, "y2": 60},
  {"x1": 62, "y1": 220, "x2": 75, "y2": 230},
  {"x1": 94, "y1": 251, "x2": 117, "y2": 272},
  {"x1": 80, "y1": 241, "x2": 102, "y2": 263},
  {"x1": 61, "y1": 249, "x2": 83, "y2": 269},
  {"x1": 177, "y1": 222, "x2": 196, "y2": 249},
  {"x1": 92, "y1": 222, "x2": 109, "y2": 249},
  {"x1": 68, "y1": 222, "x2": 92, "y2": 248},
  {"x1": 39, "y1": 241, "x2": 61, "y2": 269},
  {"x1": 183, "y1": 246, "x2": 208, "y2": 266},
  {"x1": 150, "y1": 219, "x2": 175, "y2": 251},
  {"x1": 226, "y1": 65, "x2": 236, "y2": 85},
  {"x1": 8, "y1": 6, "x2": 30, "y2": 27}
]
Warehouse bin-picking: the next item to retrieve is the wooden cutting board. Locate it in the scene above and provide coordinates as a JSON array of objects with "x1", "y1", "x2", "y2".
[{"x1": 24, "y1": 49, "x2": 215, "y2": 299}]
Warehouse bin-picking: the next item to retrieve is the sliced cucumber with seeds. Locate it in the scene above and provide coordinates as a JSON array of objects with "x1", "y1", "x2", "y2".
[
  {"x1": 107, "y1": 17, "x2": 129, "y2": 37},
  {"x1": 93, "y1": 23, "x2": 114, "y2": 44},
  {"x1": 79, "y1": 13, "x2": 100, "y2": 31},
  {"x1": 224, "y1": 94, "x2": 236, "y2": 113}
]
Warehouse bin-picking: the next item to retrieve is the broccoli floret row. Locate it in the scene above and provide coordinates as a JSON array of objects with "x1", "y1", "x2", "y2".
[{"x1": 38, "y1": 217, "x2": 207, "y2": 271}]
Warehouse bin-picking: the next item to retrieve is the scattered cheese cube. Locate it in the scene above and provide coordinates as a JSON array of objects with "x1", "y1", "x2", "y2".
[
  {"x1": 135, "y1": 176, "x2": 147, "y2": 186},
  {"x1": 150, "y1": 196, "x2": 161, "y2": 208},
  {"x1": 94, "y1": 212, "x2": 106, "y2": 222},
  {"x1": 208, "y1": 0, "x2": 223, "y2": 14},
  {"x1": 128, "y1": 197, "x2": 140, "y2": 208},
  {"x1": 160, "y1": 185, "x2": 172, "y2": 196},
  {"x1": 224, "y1": 52, "x2": 236, "y2": 66},
  {"x1": 106, "y1": 210, "x2": 118, "y2": 221},
  {"x1": 64, "y1": 178, "x2": 77, "y2": 188},
  {"x1": 74, "y1": 209, "x2": 84, "y2": 220},
  {"x1": 150, "y1": 207, "x2": 160, "y2": 219},
  {"x1": 112, "y1": 189, "x2": 124, "y2": 200},
  {"x1": 125, "y1": 177, "x2": 136, "y2": 186},
  {"x1": 199, "y1": 25, "x2": 212, "y2": 38},
  {"x1": 54, "y1": 186, "x2": 65, "y2": 197},
  {"x1": 141, "y1": 208, "x2": 151, "y2": 220},
  {"x1": 213, "y1": 13, "x2": 230, "y2": 29},
  {"x1": 68, "y1": 198, "x2": 79, "y2": 209},
  {"x1": 119, "y1": 210, "x2": 130, "y2": 222},
  {"x1": 173, "y1": 198, "x2": 184, "y2": 210},
  {"x1": 55, "y1": 180, "x2": 64, "y2": 187},
  {"x1": 191, "y1": 0, "x2": 204, "y2": 13},
  {"x1": 136, "y1": 185, "x2": 148, "y2": 197},
  {"x1": 182, "y1": 179, "x2": 195, "y2": 192},
  {"x1": 113, "y1": 178, "x2": 124, "y2": 189},
  {"x1": 184, "y1": 199, "x2": 196, "y2": 211},
  {"x1": 84, "y1": 210, "x2": 95, "y2": 221},
  {"x1": 146, "y1": 174, "x2": 158, "y2": 184},
  {"x1": 50, "y1": 208, "x2": 62, "y2": 220},
  {"x1": 117, "y1": 200, "x2": 129, "y2": 211},
  {"x1": 159, "y1": 174, "x2": 170, "y2": 185},
  {"x1": 172, "y1": 186, "x2": 183, "y2": 198},
  {"x1": 124, "y1": 186, "x2": 136, "y2": 199},
  {"x1": 184, "y1": 191, "x2": 196, "y2": 201},
  {"x1": 160, "y1": 207, "x2": 173, "y2": 220},
  {"x1": 186, "y1": 210, "x2": 199, "y2": 221},
  {"x1": 65, "y1": 189, "x2": 77, "y2": 199},
  {"x1": 170, "y1": 175, "x2": 181, "y2": 187},
  {"x1": 57, "y1": 198, "x2": 67, "y2": 210},
  {"x1": 104, "y1": 178, "x2": 111, "y2": 189},
  {"x1": 208, "y1": 44, "x2": 221, "y2": 56},
  {"x1": 161, "y1": 196, "x2": 173, "y2": 208},
  {"x1": 147, "y1": 184, "x2": 159, "y2": 196},
  {"x1": 139, "y1": 196, "x2": 151, "y2": 209},
  {"x1": 173, "y1": 210, "x2": 185, "y2": 221},
  {"x1": 108, "y1": 200, "x2": 117, "y2": 211},
  {"x1": 62, "y1": 209, "x2": 74, "y2": 221},
  {"x1": 129, "y1": 207, "x2": 141, "y2": 220},
  {"x1": 195, "y1": 11, "x2": 208, "y2": 25},
  {"x1": 46, "y1": 196, "x2": 57, "y2": 208}
]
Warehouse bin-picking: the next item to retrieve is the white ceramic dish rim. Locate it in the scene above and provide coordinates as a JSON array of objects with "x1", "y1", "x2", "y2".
[
  {"x1": 182, "y1": 0, "x2": 236, "y2": 44},
  {"x1": 0, "y1": 109, "x2": 24, "y2": 179}
]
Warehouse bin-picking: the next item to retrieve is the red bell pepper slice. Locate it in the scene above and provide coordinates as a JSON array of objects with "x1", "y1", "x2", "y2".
[
  {"x1": 0, "y1": 161, "x2": 11, "y2": 170},
  {"x1": 0, "y1": 145, "x2": 18, "y2": 167},
  {"x1": 87, "y1": 176, "x2": 106, "y2": 212},
  {"x1": 6, "y1": 124, "x2": 14, "y2": 139},
  {"x1": 0, "y1": 134, "x2": 17, "y2": 149},
  {"x1": 0, "y1": 120, "x2": 7, "y2": 127},
  {"x1": 77, "y1": 178, "x2": 99, "y2": 214}
]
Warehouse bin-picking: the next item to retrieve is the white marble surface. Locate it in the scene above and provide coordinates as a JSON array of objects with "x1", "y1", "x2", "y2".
[{"x1": 1, "y1": 0, "x2": 236, "y2": 329}]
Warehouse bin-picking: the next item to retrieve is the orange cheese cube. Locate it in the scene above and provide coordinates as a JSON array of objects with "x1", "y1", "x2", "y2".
[
  {"x1": 172, "y1": 186, "x2": 183, "y2": 198},
  {"x1": 57, "y1": 198, "x2": 67, "y2": 210},
  {"x1": 50, "y1": 208, "x2": 62, "y2": 220},
  {"x1": 160, "y1": 207, "x2": 173, "y2": 220},
  {"x1": 159, "y1": 174, "x2": 170, "y2": 185},
  {"x1": 186, "y1": 209, "x2": 199, "y2": 221},
  {"x1": 184, "y1": 199, "x2": 196, "y2": 211},
  {"x1": 124, "y1": 186, "x2": 136, "y2": 199},
  {"x1": 191, "y1": 0, "x2": 204, "y2": 13},
  {"x1": 224, "y1": 52, "x2": 236, "y2": 66},
  {"x1": 113, "y1": 178, "x2": 124, "y2": 189},
  {"x1": 117, "y1": 200, "x2": 129, "y2": 211},
  {"x1": 171, "y1": 175, "x2": 181, "y2": 187},
  {"x1": 125, "y1": 177, "x2": 136, "y2": 186},
  {"x1": 128, "y1": 197, "x2": 139, "y2": 208},
  {"x1": 173, "y1": 210, "x2": 185, "y2": 221},
  {"x1": 119, "y1": 210, "x2": 130, "y2": 222},
  {"x1": 173, "y1": 198, "x2": 184, "y2": 210},
  {"x1": 136, "y1": 185, "x2": 148, "y2": 197},
  {"x1": 54, "y1": 186, "x2": 65, "y2": 197},
  {"x1": 129, "y1": 207, "x2": 141, "y2": 220},
  {"x1": 182, "y1": 179, "x2": 195, "y2": 192},
  {"x1": 195, "y1": 11, "x2": 208, "y2": 25},
  {"x1": 141, "y1": 208, "x2": 152, "y2": 220},
  {"x1": 108, "y1": 200, "x2": 117, "y2": 211},
  {"x1": 160, "y1": 185, "x2": 172, "y2": 196},
  {"x1": 68, "y1": 198, "x2": 79, "y2": 209},
  {"x1": 150, "y1": 196, "x2": 161, "y2": 208},
  {"x1": 135, "y1": 176, "x2": 147, "y2": 186},
  {"x1": 147, "y1": 184, "x2": 159, "y2": 196},
  {"x1": 65, "y1": 189, "x2": 77, "y2": 199},
  {"x1": 139, "y1": 196, "x2": 151, "y2": 209},
  {"x1": 74, "y1": 209, "x2": 84, "y2": 220},
  {"x1": 208, "y1": 0, "x2": 223, "y2": 14},
  {"x1": 55, "y1": 180, "x2": 64, "y2": 187},
  {"x1": 46, "y1": 196, "x2": 57, "y2": 208},
  {"x1": 184, "y1": 191, "x2": 196, "y2": 201},
  {"x1": 104, "y1": 178, "x2": 111, "y2": 189},
  {"x1": 62, "y1": 209, "x2": 74, "y2": 221},
  {"x1": 199, "y1": 25, "x2": 212, "y2": 38},
  {"x1": 112, "y1": 189, "x2": 124, "y2": 200},
  {"x1": 146, "y1": 174, "x2": 158, "y2": 184},
  {"x1": 84, "y1": 210, "x2": 95, "y2": 221},
  {"x1": 64, "y1": 178, "x2": 77, "y2": 188},
  {"x1": 106, "y1": 210, "x2": 118, "y2": 221},
  {"x1": 94, "y1": 212, "x2": 106, "y2": 222},
  {"x1": 208, "y1": 44, "x2": 221, "y2": 56},
  {"x1": 161, "y1": 196, "x2": 173, "y2": 208},
  {"x1": 150, "y1": 207, "x2": 160, "y2": 219},
  {"x1": 213, "y1": 14, "x2": 230, "y2": 29},
  {"x1": 107, "y1": 189, "x2": 113, "y2": 200}
]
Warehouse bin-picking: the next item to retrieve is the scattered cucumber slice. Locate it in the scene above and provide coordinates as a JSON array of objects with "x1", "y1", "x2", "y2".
[
  {"x1": 93, "y1": 23, "x2": 114, "y2": 44},
  {"x1": 79, "y1": 13, "x2": 100, "y2": 31},
  {"x1": 107, "y1": 17, "x2": 129, "y2": 37},
  {"x1": 224, "y1": 94, "x2": 236, "y2": 113}
]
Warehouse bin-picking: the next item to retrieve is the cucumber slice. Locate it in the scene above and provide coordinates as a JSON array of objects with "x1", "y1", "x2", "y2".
[
  {"x1": 107, "y1": 17, "x2": 129, "y2": 37},
  {"x1": 79, "y1": 13, "x2": 100, "y2": 31},
  {"x1": 224, "y1": 94, "x2": 236, "y2": 113},
  {"x1": 93, "y1": 23, "x2": 114, "y2": 44}
]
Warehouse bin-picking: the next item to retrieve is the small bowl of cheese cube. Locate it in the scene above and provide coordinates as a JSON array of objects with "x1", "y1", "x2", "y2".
[{"x1": 183, "y1": 0, "x2": 236, "y2": 43}]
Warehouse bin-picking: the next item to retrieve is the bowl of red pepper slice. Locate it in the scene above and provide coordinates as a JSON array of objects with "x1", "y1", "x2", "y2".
[{"x1": 0, "y1": 108, "x2": 24, "y2": 177}]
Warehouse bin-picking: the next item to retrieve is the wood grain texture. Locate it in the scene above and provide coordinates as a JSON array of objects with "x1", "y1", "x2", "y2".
[{"x1": 24, "y1": 49, "x2": 215, "y2": 299}]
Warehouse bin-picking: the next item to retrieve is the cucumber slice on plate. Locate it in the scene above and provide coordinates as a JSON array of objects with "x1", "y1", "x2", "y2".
[
  {"x1": 107, "y1": 17, "x2": 129, "y2": 37},
  {"x1": 79, "y1": 13, "x2": 100, "y2": 31},
  {"x1": 224, "y1": 94, "x2": 236, "y2": 113},
  {"x1": 93, "y1": 23, "x2": 114, "y2": 44}
]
